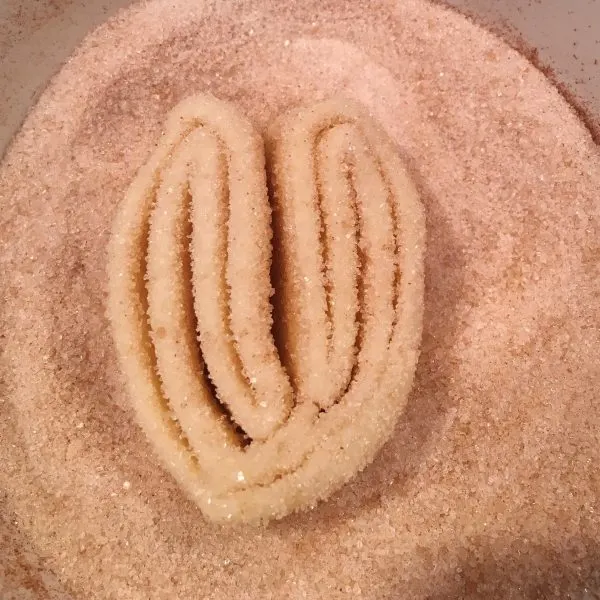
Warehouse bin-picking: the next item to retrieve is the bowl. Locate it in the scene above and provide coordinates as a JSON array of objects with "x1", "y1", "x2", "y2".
[{"x1": 1, "y1": 2, "x2": 598, "y2": 598}]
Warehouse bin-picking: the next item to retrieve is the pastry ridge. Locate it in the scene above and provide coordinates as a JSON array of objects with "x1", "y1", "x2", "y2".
[{"x1": 107, "y1": 94, "x2": 425, "y2": 523}]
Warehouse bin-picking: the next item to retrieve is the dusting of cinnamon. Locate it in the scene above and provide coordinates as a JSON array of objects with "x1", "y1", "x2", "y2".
[{"x1": 1, "y1": 0, "x2": 599, "y2": 597}]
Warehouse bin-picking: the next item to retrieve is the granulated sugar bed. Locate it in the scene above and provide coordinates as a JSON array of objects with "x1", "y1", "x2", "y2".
[{"x1": 1, "y1": 0, "x2": 599, "y2": 598}]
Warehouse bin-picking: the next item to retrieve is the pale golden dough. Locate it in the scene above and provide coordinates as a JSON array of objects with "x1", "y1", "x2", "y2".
[{"x1": 107, "y1": 94, "x2": 425, "y2": 523}]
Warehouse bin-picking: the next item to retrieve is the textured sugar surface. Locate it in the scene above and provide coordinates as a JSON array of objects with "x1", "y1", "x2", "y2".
[
  {"x1": 1, "y1": 0, "x2": 600, "y2": 598},
  {"x1": 108, "y1": 94, "x2": 424, "y2": 522}
]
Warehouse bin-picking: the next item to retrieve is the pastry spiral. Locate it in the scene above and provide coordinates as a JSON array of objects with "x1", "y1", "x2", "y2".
[{"x1": 107, "y1": 95, "x2": 425, "y2": 523}]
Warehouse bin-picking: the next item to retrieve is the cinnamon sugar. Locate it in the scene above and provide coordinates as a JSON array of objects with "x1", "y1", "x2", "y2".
[{"x1": 1, "y1": 0, "x2": 600, "y2": 598}]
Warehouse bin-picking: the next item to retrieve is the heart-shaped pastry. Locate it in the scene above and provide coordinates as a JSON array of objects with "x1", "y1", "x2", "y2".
[{"x1": 107, "y1": 94, "x2": 425, "y2": 523}]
